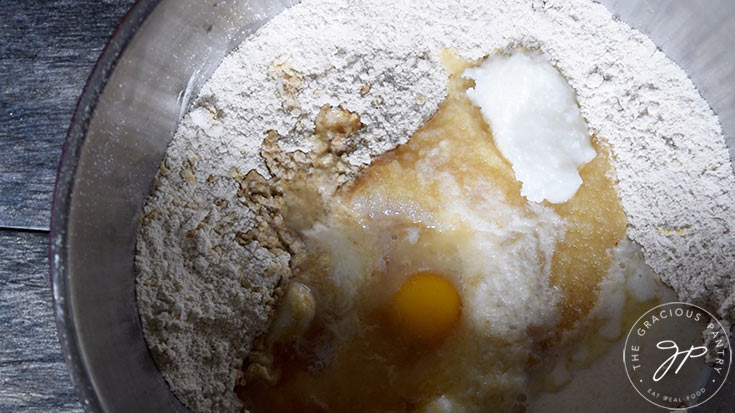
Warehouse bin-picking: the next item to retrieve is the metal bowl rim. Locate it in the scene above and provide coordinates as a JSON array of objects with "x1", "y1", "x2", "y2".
[{"x1": 49, "y1": 1, "x2": 162, "y2": 410}]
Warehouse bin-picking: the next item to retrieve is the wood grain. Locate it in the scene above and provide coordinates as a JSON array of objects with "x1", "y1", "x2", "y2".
[
  {"x1": 1, "y1": 1, "x2": 134, "y2": 411},
  {"x1": 0, "y1": 229, "x2": 82, "y2": 412},
  {"x1": 0, "y1": 0, "x2": 135, "y2": 230}
]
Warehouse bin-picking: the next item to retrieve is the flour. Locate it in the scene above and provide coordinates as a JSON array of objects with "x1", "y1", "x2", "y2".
[{"x1": 135, "y1": 0, "x2": 735, "y2": 412}]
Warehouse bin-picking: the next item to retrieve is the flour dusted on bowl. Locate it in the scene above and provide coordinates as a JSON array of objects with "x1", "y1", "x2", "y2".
[{"x1": 135, "y1": 0, "x2": 735, "y2": 412}]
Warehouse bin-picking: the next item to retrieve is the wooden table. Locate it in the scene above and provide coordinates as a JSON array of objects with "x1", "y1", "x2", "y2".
[{"x1": 0, "y1": 1, "x2": 134, "y2": 411}]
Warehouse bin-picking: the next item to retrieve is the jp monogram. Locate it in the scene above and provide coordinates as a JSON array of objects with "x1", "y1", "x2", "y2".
[{"x1": 624, "y1": 302, "x2": 731, "y2": 410}]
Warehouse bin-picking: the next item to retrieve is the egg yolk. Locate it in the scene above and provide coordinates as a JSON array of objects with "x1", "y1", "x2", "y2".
[{"x1": 389, "y1": 272, "x2": 462, "y2": 343}]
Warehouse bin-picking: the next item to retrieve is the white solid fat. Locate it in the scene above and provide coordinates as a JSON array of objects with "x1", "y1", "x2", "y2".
[{"x1": 463, "y1": 50, "x2": 596, "y2": 204}]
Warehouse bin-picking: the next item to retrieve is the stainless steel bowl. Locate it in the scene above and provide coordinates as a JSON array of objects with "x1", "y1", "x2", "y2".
[{"x1": 50, "y1": 1, "x2": 734, "y2": 411}]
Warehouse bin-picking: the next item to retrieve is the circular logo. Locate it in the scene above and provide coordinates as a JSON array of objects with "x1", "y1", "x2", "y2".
[{"x1": 624, "y1": 302, "x2": 731, "y2": 410}]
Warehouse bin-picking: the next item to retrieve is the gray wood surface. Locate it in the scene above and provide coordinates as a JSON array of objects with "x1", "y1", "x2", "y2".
[
  {"x1": 0, "y1": 230, "x2": 82, "y2": 413},
  {"x1": 1, "y1": 1, "x2": 134, "y2": 411},
  {"x1": 0, "y1": 0, "x2": 134, "y2": 230}
]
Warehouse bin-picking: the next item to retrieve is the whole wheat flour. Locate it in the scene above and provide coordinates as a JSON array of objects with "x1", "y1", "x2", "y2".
[{"x1": 135, "y1": 0, "x2": 735, "y2": 411}]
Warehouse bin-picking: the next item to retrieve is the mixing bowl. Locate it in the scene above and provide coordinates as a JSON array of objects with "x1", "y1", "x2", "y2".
[{"x1": 49, "y1": 0, "x2": 734, "y2": 411}]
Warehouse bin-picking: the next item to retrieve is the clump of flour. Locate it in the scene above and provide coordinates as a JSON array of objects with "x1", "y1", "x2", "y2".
[{"x1": 135, "y1": 0, "x2": 735, "y2": 411}]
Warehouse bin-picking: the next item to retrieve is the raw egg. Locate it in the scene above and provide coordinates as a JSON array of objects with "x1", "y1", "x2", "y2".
[{"x1": 389, "y1": 271, "x2": 461, "y2": 343}]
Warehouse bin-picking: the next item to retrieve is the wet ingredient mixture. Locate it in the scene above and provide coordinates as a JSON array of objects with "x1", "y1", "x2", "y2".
[
  {"x1": 135, "y1": 0, "x2": 735, "y2": 412},
  {"x1": 237, "y1": 50, "x2": 629, "y2": 412}
]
